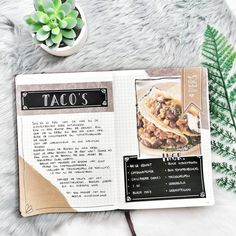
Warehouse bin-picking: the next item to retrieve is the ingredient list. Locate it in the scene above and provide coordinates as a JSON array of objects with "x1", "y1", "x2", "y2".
[{"x1": 124, "y1": 156, "x2": 205, "y2": 202}]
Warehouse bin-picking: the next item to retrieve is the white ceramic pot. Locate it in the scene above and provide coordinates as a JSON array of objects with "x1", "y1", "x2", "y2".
[{"x1": 40, "y1": 4, "x2": 88, "y2": 57}]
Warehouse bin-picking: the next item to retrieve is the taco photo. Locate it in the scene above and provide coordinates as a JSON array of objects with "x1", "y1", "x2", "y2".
[{"x1": 136, "y1": 78, "x2": 201, "y2": 158}]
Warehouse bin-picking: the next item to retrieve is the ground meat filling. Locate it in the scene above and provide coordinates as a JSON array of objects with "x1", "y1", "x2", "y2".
[
  {"x1": 146, "y1": 95, "x2": 193, "y2": 133},
  {"x1": 137, "y1": 113, "x2": 186, "y2": 149}
]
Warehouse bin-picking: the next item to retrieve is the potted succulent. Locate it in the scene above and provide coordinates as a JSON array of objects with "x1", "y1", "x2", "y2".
[{"x1": 25, "y1": 0, "x2": 87, "y2": 57}]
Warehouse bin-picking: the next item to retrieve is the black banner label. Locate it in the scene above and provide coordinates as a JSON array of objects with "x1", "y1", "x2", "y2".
[
  {"x1": 21, "y1": 88, "x2": 108, "y2": 110},
  {"x1": 124, "y1": 156, "x2": 205, "y2": 202}
]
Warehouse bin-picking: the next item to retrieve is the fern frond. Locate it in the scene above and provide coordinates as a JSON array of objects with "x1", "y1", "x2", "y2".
[
  {"x1": 209, "y1": 97, "x2": 228, "y2": 111},
  {"x1": 202, "y1": 25, "x2": 236, "y2": 194},
  {"x1": 202, "y1": 62, "x2": 219, "y2": 72},
  {"x1": 229, "y1": 88, "x2": 236, "y2": 102},
  {"x1": 216, "y1": 177, "x2": 236, "y2": 192},
  {"x1": 202, "y1": 25, "x2": 236, "y2": 132},
  {"x1": 211, "y1": 123, "x2": 236, "y2": 143},
  {"x1": 227, "y1": 73, "x2": 236, "y2": 88},
  {"x1": 208, "y1": 72, "x2": 224, "y2": 87},
  {"x1": 211, "y1": 140, "x2": 236, "y2": 160},
  {"x1": 210, "y1": 104, "x2": 234, "y2": 128},
  {"x1": 208, "y1": 83, "x2": 226, "y2": 98},
  {"x1": 213, "y1": 162, "x2": 236, "y2": 177}
]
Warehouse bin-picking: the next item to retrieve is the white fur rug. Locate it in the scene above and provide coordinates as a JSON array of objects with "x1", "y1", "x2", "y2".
[{"x1": 0, "y1": 0, "x2": 236, "y2": 235}]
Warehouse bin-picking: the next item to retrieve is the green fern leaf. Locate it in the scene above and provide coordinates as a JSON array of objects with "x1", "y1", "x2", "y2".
[
  {"x1": 202, "y1": 25, "x2": 236, "y2": 133},
  {"x1": 202, "y1": 25, "x2": 236, "y2": 194},
  {"x1": 210, "y1": 97, "x2": 228, "y2": 111},
  {"x1": 208, "y1": 72, "x2": 224, "y2": 86},
  {"x1": 208, "y1": 83, "x2": 226, "y2": 98},
  {"x1": 210, "y1": 104, "x2": 234, "y2": 128},
  {"x1": 216, "y1": 177, "x2": 236, "y2": 192},
  {"x1": 230, "y1": 88, "x2": 236, "y2": 101},
  {"x1": 227, "y1": 73, "x2": 236, "y2": 88},
  {"x1": 211, "y1": 140, "x2": 236, "y2": 161},
  {"x1": 211, "y1": 123, "x2": 236, "y2": 144},
  {"x1": 213, "y1": 162, "x2": 236, "y2": 177}
]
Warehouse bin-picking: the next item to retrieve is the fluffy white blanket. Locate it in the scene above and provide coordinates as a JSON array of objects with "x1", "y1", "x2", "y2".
[{"x1": 0, "y1": 0, "x2": 236, "y2": 235}]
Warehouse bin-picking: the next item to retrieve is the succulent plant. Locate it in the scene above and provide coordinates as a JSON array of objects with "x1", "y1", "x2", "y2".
[{"x1": 25, "y1": 0, "x2": 84, "y2": 48}]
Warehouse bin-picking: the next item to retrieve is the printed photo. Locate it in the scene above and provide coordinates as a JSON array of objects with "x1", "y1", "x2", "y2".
[{"x1": 136, "y1": 77, "x2": 201, "y2": 159}]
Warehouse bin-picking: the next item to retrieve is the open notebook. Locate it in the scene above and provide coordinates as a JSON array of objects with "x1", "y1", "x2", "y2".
[{"x1": 15, "y1": 67, "x2": 214, "y2": 217}]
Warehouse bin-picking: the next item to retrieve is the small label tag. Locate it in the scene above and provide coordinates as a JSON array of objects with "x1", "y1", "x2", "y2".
[{"x1": 182, "y1": 68, "x2": 202, "y2": 113}]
